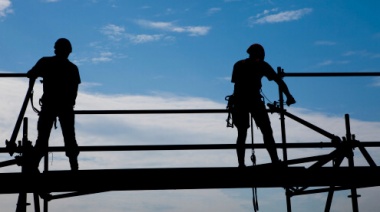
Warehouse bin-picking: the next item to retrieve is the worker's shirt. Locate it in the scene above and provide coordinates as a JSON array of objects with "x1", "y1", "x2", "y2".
[
  {"x1": 27, "y1": 55, "x2": 81, "y2": 107},
  {"x1": 231, "y1": 58, "x2": 277, "y2": 105}
]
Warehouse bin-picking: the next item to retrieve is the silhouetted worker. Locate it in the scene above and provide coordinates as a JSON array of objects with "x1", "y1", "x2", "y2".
[
  {"x1": 231, "y1": 43, "x2": 296, "y2": 167},
  {"x1": 27, "y1": 38, "x2": 81, "y2": 171}
]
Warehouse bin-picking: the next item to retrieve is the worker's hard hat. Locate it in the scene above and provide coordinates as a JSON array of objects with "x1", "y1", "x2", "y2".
[
  {"x1": 247, "y1": 43, "x2": 265, "y2": 60},
  {"x1": 54, "y1": 38, "x2": 72, "y2": 53}
]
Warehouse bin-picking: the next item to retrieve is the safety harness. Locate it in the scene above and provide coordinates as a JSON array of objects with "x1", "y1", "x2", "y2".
[{"x1": 30, "y1": 87, "x2": 58, "y2": 129}]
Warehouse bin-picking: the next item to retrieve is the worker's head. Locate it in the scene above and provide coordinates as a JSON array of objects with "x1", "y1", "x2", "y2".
[
  {"x1": 54, "y1": 38, "x2": 72, "y2": 57},
  {"x1": 247, "y1": 43, "x2": 265, "y2": 61}
]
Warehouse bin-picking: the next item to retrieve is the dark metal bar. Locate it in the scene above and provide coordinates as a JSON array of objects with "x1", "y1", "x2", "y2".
[
  {"x1": 290, "y1": 186, "x2": 356, "y2": 196},
  {"x1": 1, "y1": 141, "x2": 379, "y2": 154},
  {"x1": 283, "y1": 72, "x2": 380, "y2": 77},
  {"x1": 284, "y1": 154, "x2": 333, "y2": 166},
  {"x1": 324, "y1": 154, "x2": 345, "y2": 212},
  {"x1": 0, "y1": 159, "x2": 18, "y2": 167},
  {"x1": 16, "y1": 118, "x2": 28, "y2": 212},
  {"x1": 50, "y1": 190, "x2": 110, "y2": 200},
  {"x1": 34, "y1": 193, "x2": 40, "y2": 212},
  {"x1": 0, "y1": 167, "x2": 380, "y2": 193},
  {"x1": 355, "y1": 140, "x2": 377, "y2": 167},
  {"x1": 283, "y1": 111, "x2": 341, "y2": 143},
  {"x1": 278, "y1": 67, "x2": 292, "y2": 212},
  {"x1": 74, "y1": 109, "x2": 228, "y2": 115},
  {"x1": 0, "y1": 73, "x2": 27, "y2": 77},
  {"x1": 345, "y1": 114, "x2": 359, "y2": 212},
  {"x1": 278, "y1": 67, "x2": 289, "y2": 163},
  {"x1": 46, "y1": 143, "x2": 338, "y2": 152},
  {"x1": 1, "y1": 72, "x2": 380, "y2": 78}
]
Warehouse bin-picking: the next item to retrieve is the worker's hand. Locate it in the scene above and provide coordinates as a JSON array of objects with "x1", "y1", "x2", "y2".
[
  {"x1": 26, "y1": 71, "x2": 35, "y2": 79},
  {"x1": 286, "y1": 95, "x2": 296, "y2": 106}
]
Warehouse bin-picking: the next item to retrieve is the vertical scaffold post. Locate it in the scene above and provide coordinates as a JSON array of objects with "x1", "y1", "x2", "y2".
[
  {"x1": 345, "y1": 114, "x2": 359, "y2": 212},
  {"x1": 16, "y1": 118, "x2": 28, "y2": 212},
  {"x1": 43, "y1": 151, "x2": 49, "y2": 212},
  {"x1": 277, "y1": 67, "x2": 292, "y2": 212}
]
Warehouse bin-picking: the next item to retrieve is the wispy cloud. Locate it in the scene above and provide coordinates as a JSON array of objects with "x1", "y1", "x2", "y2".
[
  {"x1": 207, "y1": 7, "x2": 221, "y2": 16},
  {"x1": 100, "y1": 21, "x2": 210, "y2": 45},
  {"x1": 317, "y1": 59, "x2": 350, "y2": 66},
  {"x1": 0, "y1": 0, "x2": 12, "y2": 17},
  {"x1": 125, "y1": 33, "x2": 166, "y2": 44},
  {"x1": 41, "y1": 0, "x2": 60, "y2": 2},
  {"x1": 314, "y1": 40, "x2": 336, "y2": 46},
  {"x1": 135, "y1": 19, "x2": 211, "y2": 36},
  {"x1": 101, "y1": 24, "x2": 126, "y2": 41},
  {"x1": 100, "y1": 23, "x2": 175, "y2": 44},
  {"x1": 343, "y1": 50, "x2": 380, "y2": 59},
  {"x1": 91, "y1": 51, "x2": 113, "y2": 63},
  {"x1": 373, "y1": 32, "x2": 380, "y2": 39},
  {"x1": 318, "y1": 60, "x2": 333, "y2": 66},
  {"x1": 249, "y1": 8, "x2": 312, "y2": 25},
  {"x1": 370, "y1": 77, "x2": 380, "y2": 87}
]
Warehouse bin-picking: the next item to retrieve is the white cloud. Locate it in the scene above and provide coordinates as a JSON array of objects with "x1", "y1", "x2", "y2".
[
  {"x1": 100, "y1": 20, "x2": 209, "y2": 45},
  {"x1": 136, "y1": 19, "x2": 211, "y2": 36},
  {"x1": 0, "y1": 0, "x2": 12, "y2": 17},
  {"x1": 91, "y1": 51, "x2": 113, "y2": 63},
  {"x1": 100, "y1": 24, "x2": 125, "y2": 41},
  {"x1": 250, "y1": 8, "x2": 312, "y2": 25},
  {"x1": 100, "y1": 24, "x2": 173, "y2": 44},
  {"x1": 126, "y1": 33, "x2": 165, "y2": 44},
  {"x1": 255, "y1": 8, "x2": 279, "y2": 18}
]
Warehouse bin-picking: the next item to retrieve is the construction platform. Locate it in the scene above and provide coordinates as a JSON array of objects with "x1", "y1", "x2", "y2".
[{"x1": 1, "y1": 166, "x2": 379, "y2": 194}]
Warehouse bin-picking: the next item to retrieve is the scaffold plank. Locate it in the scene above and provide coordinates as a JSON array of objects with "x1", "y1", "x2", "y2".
[{"x1": 0, "y1": 166, "x2": 379, "y2": 194}]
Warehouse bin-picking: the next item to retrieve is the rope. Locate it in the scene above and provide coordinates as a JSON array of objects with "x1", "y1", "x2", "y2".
[{"x1": 251, "y1": 115, "x2": 259, "y2": 211}]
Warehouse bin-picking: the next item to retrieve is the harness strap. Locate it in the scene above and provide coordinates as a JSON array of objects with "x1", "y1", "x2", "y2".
[
  {"x1": 225, "y1": 95, "x2": 234, "y2": 128},
  {"x1": 30, "y1": 90, "x2": 40, "y2": 115},
  {"x1": 31, "y1": 91, "x2": 57, "y2": 129}
]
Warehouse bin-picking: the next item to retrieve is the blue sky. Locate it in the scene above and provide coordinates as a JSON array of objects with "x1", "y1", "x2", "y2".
[{"x1": 0, "y1": 0, "x2": 380, "y2": 211}]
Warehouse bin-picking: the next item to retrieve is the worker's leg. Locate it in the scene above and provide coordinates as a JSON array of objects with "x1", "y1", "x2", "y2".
[
  {"x1": 59, "y1": 107, "x2": 79, "y2": 170},
  {"x1": 32, "y1": 107, "x2": 55, "y2": 170},
  {"x1": 233, "y1": 110, "x2": 250, "y2": 167},
  {"x1": 252, "y1": 103, "x2": 280, "y2": 163}
]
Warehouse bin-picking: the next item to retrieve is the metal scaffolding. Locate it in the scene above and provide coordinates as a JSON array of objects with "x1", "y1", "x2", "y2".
[{"x1": 1, "y1": 68, "x2": 380, "y2": 212}]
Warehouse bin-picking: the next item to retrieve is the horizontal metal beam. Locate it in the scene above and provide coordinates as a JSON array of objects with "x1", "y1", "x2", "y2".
[
  {"x1": 1, "y1": 142, "x2": 380, "y2": 154},
  {"x1": 0, "y1": 166, "x2": 379, "y2": 194},
  {"x1": 0, "y1": 73, "x2": 27, "y2": 77},
  {"x1": 1, "y1": 72, "x2": 379, "y2": 78},
  {"x1": 74, "y1": 109, "x2": 228, "y2": 114},
  {"x1": 283, "y1": 72, "x2": 380, "y2": 77}
]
